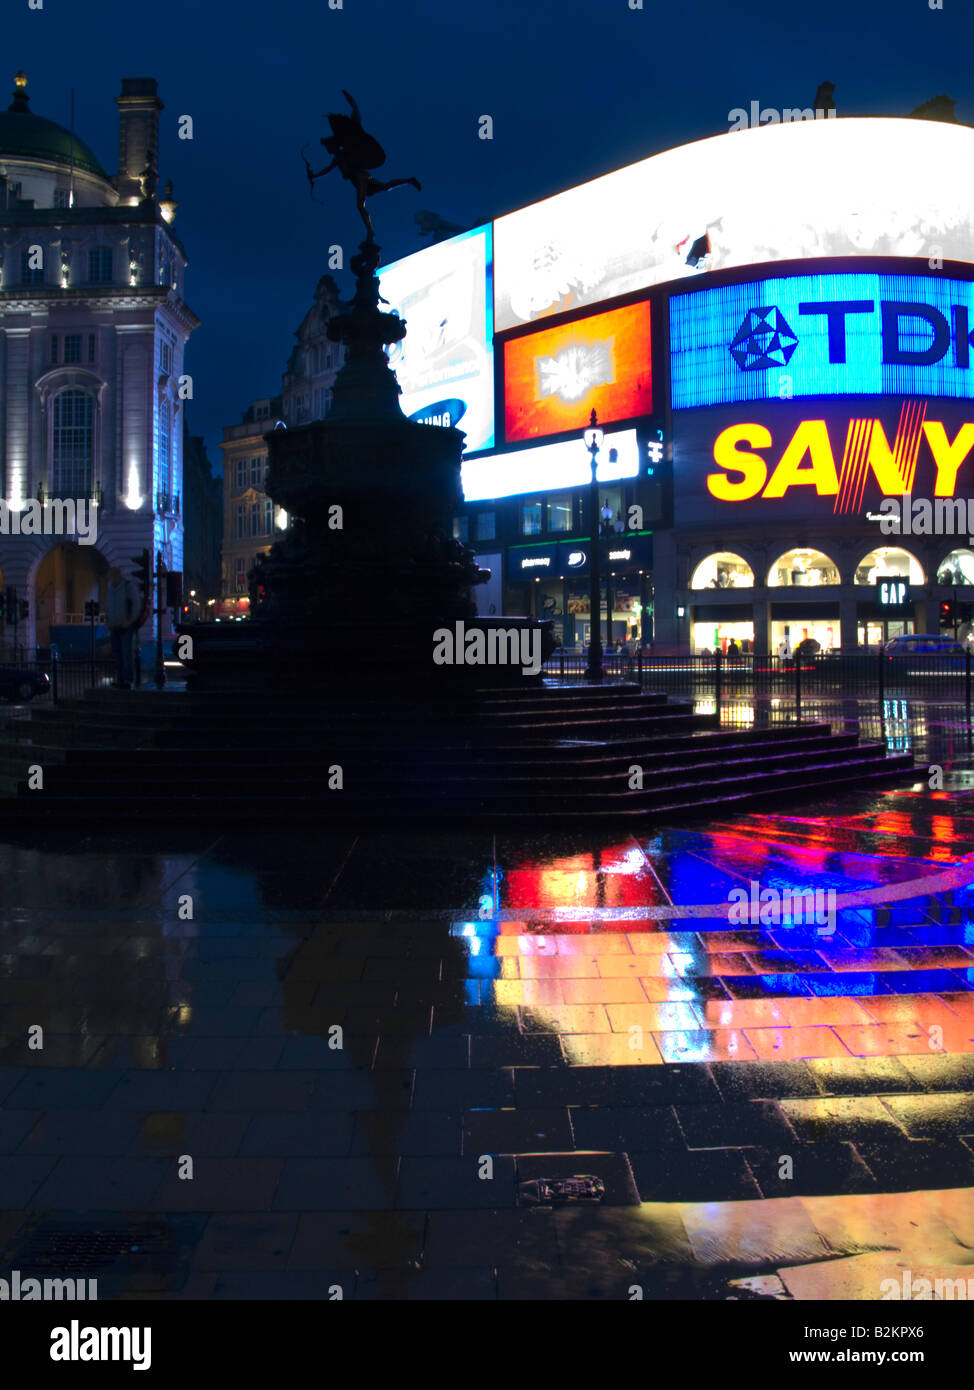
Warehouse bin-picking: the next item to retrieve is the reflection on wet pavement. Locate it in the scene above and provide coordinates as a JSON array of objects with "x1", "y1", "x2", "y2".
[{"x1": 0, "y1": 724, "x2": 972, "y2": 1298}]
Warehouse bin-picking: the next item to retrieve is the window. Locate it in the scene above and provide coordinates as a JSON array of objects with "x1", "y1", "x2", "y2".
[
  {"x1": 521, "y1": 502, "x2": 543, "y2": 536},
  {"x1": 250, "y1": 501, "x2": 261, "y2": 536},
  {"x1": 855, "y1": 546, "x2": 925, "y2": 586},
  {"x1": 21, "y1": 246, "x2": 44, "y2": 285},
  {"x1": 63, "y1": 335, "x2": 82, "y2": 364},
  {"x1": 88, "y1": 334, "x2": 95, "y2": 363},
  {"x1": 263, "y1": 459, "x2": 270, "y2": 487},
  {"x1": 87, "y1": 246, "x2": 112, "y2": 283},
  {"x1": 235, "y1": 557, "x2": 247, "y2": 592},
  {"x1": 452, "y1": 516, "x2": 469, "y2": 543},
  {"x1": 234, "y1": 458, "x2": 246, "y2": 489},
  {"x1": 158, "y1": 399, "x2": 171, "y2": 498},
  {"x1": 159, "y1": 260, "x2": 170, "y2": 287},
  {"x1": 547, "y1": 499, "x2": 573, "y2": 534},
  {"x1": 767, "y1": 548, "x2": 840, "y2": 588},
  {"x1": 475, "y1": 511, "x2": 496, "y2": 542},
  {"x1": 51, "y1": 389, "x2": 93, "y2": 497},
  {"x1": 690, "y1": 553, "x2": 755, "y2": 590},
  {"x1": 264, "y1": 499, "x2": 273, "y2": 534},
  {"x1": 250, "y1": 457, "x2": 262, "y2": 487},
  {"x1": 160, "y1": 341, "x2": 172, "y2": 374},
  {"x1": 53, "y1": 189, "x2": 70, "y2": 210},
  {"x1": 235, "y1": 504, "x2": 246, "y2": 539},
  {"x1": 938, "y1": 549, "x2": 974, "y2": 586},
  {"x1": 50, "y1": 337, "x2": 58, "y2": 364}
]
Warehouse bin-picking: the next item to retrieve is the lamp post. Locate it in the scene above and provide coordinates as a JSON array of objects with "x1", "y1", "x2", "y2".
[{"x1": 584, "y1": 409, "x2": 604, "y2": 683}]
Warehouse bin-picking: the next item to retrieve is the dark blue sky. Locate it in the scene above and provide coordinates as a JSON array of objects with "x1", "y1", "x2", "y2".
[{"x1": 7, "y1": 0, "x2": 972, "y2": 470}]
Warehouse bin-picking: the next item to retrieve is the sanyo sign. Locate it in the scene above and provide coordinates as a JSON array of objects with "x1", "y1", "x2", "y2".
[{"x1": 705, "y1": 402, "x2": 974, "y2": 514}]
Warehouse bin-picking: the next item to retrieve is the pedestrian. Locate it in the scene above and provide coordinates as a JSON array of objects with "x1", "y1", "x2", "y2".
[
  {"x1": 727, "y1": 639, "x2": 741, "y2": 657},
  {"x1": 106, "y1": 566, "x2": 140, "y2": 689}
]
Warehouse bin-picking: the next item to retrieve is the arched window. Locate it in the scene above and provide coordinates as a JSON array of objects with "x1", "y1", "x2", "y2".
[
  {"x1": 767, "y1": 548, "x2": 840, "y2": 587},
  {"x1": 158, "y1": 398, "x2": 171, "y2": 500},
  {"x1": 855, "y1": 546, "x2": 925, "y2": 586},
  {"x1": 690, "y1": 552, "x2": 754, "y2": 590},
  {"x1": 51, "y1": 389, "x2": 93, "y2": 497},
  {"x1": 937, "y1": 548, "x2": 974, "y2": 586}
]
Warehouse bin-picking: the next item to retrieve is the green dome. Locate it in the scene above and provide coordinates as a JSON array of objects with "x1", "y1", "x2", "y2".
[{"x1": 0, "y1": 76, "x2": 108, "y2": 180}]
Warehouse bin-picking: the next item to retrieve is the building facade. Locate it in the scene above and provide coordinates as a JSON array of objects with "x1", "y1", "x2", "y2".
[
  {"x1": 218, "y1": 396, "x2": 283, "y2": 618},
  {"x1": 0, "y1": 73, "x2": 198, "y2": 652},
  {"x1": 181, "y1": 418, "x2": 221, "y2": 612},
  {"x1": 281, "y1": 274, "x2": 344, "y2": 427}
]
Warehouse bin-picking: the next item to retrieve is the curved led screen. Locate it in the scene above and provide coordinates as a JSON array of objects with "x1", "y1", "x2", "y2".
[
  {"x1": 494, "y1": 119, "x2": 974, "y2": 333},
  {"x1": 671, "y1": 271, "x2": 974, "y2": 409}
]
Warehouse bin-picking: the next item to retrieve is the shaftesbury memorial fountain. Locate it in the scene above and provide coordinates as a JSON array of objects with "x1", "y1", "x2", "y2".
[{"x1": 183, "y1": 92, "x2": 548, "y2": 691}]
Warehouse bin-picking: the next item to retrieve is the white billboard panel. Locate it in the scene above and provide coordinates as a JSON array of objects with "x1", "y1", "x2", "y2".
[
  {"x1": 462, "y1": 428, "x2": 641, "y2": 502},
  {"x1": 494, "y1": 118, "x2": 974, "y2": 332},
  {"x1": 378, "y1": 224, "x2": 494, "y2": 452}
]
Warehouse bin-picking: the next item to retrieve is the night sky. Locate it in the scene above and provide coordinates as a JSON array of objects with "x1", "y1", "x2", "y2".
[{"x1": 6, "y1": 0, "x2": 972, "y2": 472}]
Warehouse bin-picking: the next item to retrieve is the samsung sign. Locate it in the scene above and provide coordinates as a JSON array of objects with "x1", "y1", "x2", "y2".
[{"x1": 670, "y1": 272, "x2": 974, "y2": 409}]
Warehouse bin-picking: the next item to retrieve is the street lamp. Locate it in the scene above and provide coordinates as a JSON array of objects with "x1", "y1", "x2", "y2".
[{"x1": 584, "y1": 408, "x2": 604, "y2": 683}]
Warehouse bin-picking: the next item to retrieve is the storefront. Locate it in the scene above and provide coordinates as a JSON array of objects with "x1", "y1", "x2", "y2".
[{"x1": 505, "y1": 537, "x2": 653, "y2": 648}]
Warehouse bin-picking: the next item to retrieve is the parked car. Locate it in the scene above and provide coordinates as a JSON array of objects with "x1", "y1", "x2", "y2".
[
  {"x1": 885, "y1": 634, "x2": 967, "y2": 671},
  {"x1": 0, "y1": 666, "x2": 51, "y2": 703}
]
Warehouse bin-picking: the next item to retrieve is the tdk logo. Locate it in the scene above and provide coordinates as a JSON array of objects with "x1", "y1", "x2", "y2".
[{"x1": 731, "y1": 300, "x2": 974, "y2": 370}]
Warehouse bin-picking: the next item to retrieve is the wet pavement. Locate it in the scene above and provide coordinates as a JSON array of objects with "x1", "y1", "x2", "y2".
[{"x1": 0, "y1": 703, "x2": 973, "y2": 1299}]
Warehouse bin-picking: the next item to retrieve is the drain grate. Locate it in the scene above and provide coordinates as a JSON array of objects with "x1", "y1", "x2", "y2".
[{"x1": 3, "y1": 1215, "x2": 205, "y2": 1292}]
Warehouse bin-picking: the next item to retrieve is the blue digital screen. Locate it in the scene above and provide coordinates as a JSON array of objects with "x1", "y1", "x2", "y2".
[{"x1": 670, "y1": 272, "x2": 974, "y2": 409}]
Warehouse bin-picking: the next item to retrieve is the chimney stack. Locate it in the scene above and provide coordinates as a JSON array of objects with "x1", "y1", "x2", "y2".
[{"x1": 116, "y1": 78, "x2": 163, "y2": 203}]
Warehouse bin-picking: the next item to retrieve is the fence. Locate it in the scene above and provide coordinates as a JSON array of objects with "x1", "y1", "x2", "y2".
[
  {"x1": 0, "y1": 652, "x2": 117, "y2": 705},
  {"x1": 542, "y1": 647, "x2": 974, "y2": 722}
]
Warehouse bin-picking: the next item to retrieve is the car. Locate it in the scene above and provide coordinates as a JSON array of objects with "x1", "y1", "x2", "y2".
[
  {"x1": 0, "y1": 666, "x2": 51, "y2": 703},
  {"x1": 884, "y1": 634, "x2": 968, "y2": 672}
]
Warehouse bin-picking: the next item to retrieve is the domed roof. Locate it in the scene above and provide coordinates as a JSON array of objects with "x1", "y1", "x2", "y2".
[{"x1": 0, "y1": 73, "x2": 108, "y2": 180}]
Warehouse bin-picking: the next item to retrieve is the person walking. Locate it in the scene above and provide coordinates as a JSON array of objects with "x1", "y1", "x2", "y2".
[{"x1": 106, "y1": 567, "x2": 140, "y2": 689}]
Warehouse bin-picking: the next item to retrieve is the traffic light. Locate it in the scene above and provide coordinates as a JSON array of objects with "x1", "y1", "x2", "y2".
[
  {"x1": 18, "y1": 599, "x2": 28, "y2": 622},
  {"x1": 130, "y1": 549, "x2": 151, "y2": 600},
  {"x1": 941, "y1": 601, "x2": 954, "y2": 628},
  {"x1": 3, "y1": 587, "x2": 16, "y2": 622},
  {"x1": 165, "y1": 571, "x2": 183, "y2": 609}
]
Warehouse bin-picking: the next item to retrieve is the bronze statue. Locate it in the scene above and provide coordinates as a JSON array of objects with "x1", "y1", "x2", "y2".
[{"x1": 304, "y1": 91, "x2": 421, "y2": 241}]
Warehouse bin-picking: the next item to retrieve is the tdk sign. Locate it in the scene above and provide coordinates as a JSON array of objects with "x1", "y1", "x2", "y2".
[{"x1": 670, "y1": 272, "x2": 974, "y2": 409}]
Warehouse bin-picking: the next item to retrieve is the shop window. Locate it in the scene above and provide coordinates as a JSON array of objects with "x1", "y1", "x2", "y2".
[
  {"x1": 234, "y1": 459, "x2": 247, "y2": 489},
  {"x1": 547, "y1": 499, "x2": 573, "y2": 533},
  {"x1": 767, "y1": 548, "x2": 840, "y2": 587},
  {"x1": 690, "y1": 552, "x2": 754, "y2": 590},
  {"x1": 521, "y1": 502, "x2": 542, "y2": 536},
  {"x1": 855, "y1": 546, "x2": 924, "y2": 586},
  {"x1": 476, "y1": 511, "x2": 496, "y2": 542},
  {"x1": 937, "y1": 549, "x2": 974, "y2": 586}
]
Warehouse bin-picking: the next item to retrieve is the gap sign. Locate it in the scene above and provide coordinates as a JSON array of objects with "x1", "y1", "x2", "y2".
[{"x1": 670, "y1": 272, "x2": 974, "y2": 409}]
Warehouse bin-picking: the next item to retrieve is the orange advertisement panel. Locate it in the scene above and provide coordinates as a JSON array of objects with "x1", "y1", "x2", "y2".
[{"x1": 503, "y1": 301, "x2": 652, "y2": 443}]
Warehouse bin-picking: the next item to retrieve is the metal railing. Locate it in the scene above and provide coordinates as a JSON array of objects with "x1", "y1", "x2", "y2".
[
  {"x1": 542, "y1": 647, "x2": 974, "y2": 723},
  {"x1": 0, "y1": 652, "x2": 117, "y2": 705}
]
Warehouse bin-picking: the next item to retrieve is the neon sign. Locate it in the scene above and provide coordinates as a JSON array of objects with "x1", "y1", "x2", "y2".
[
  {"x1": 705, "y1": 401, "x2": 974, "y2": 511},
  {"x1": 670, "y1": 272, "x2": 974, "y2": 409}
]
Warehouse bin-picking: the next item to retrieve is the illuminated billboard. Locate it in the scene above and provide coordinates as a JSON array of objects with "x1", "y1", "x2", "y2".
[
  {"x1": 378, "y1": 224, "x2": 494, "y2": 453},
  {"x1": 673, "y1": 397, "x2": 974, "y2": 526},
  {"x1": 671, "y1": 271, "x2": 974, "y2": 409},
  {"x1": 493, "y1": 118, "x2": 974, "y2": 333},
  {"x1": 461, "y1": 428, "x2": 641, "y2": 502},
  {"x1": 503, "y1": 302, "x2": 652, "y2": 443}
]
